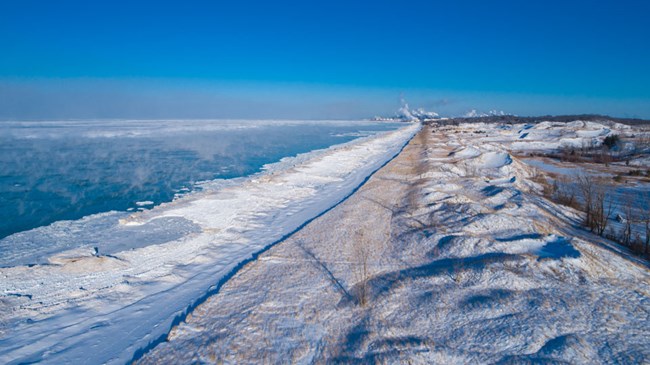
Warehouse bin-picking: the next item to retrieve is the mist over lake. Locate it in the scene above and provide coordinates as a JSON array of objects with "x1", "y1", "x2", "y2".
[{"x1": 0, "y1": 119, "x2": 401, "y2": 239}]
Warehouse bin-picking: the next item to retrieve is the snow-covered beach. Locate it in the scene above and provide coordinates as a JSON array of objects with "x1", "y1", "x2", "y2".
[
  {"x1": 2, "y1": 119, "x2": 650, "y2": 364},
  {"x1": 3, "y1": 1, "x2": 649, "y2": 363},
  {"x1": 137, "y1": 121, "x2": 650, "y2": 364},
  {"x1": 0, "y1": 123, "x2": 419, "y2": 364}
]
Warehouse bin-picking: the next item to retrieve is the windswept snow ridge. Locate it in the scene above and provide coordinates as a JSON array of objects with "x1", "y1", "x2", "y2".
[{"x1": 0, "y1": 123, "x2": 420, "y2": 364}]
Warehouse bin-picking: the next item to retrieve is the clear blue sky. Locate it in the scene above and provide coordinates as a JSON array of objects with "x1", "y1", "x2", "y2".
[{"x1": 1, "y1": 0, "x2": 649, "y2": 119}]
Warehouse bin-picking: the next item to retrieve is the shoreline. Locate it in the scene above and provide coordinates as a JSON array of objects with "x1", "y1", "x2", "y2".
[
  {"x1": 139, "y1": 122, "x2": 650, "y2": 364},
  {"x1": 127, "y1": 124, "x2": 422, "y2": 364},
  {"x1": 138, "y1": 123, "x2": 434, "y2": 363},
  {"x1": 0, "y1": 123, "x2": 419, "y2": 365},
  {"x1": 0, "y1": 119, "x2": 405, "y2": 258}
]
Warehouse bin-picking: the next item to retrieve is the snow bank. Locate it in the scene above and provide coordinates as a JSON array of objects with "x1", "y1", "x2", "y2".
[
  {"x1": 477, "y1": 151, "x2": 512, "y2": 169},
  {"x1": 438, "y1": 120, "x2": 618, "y2": 153}
]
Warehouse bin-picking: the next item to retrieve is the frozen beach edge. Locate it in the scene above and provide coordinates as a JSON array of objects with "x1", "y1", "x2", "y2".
[
  {"x1": 127, "y1": 123, "x2": 421, "y2": 363},
  {"x1": 0, "y1": 123, "x2": 421, "y2": 365},
  {"x1": 137, "y1": 121, "x2": 650, "y2": 364}
]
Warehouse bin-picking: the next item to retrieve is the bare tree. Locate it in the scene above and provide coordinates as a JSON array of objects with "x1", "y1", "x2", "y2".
[
  {"x1": 639, "y1": 132, "x2": 650, "y2": 153},
  {"x1": 577, "y1": 175, "x2": 614, "y2": 236},
  {"x1": 592, "y1": 184, "x2": 615, "y2": 236},
  {"x1": 644, "y1": 192, "x2": 650, "y2": 256},
  {"x1": 554, "y1": 176, "x2": 577, "y2": 208},
  {"x1": 621, "y1": 194, "x2": 634, "y2": 247},
  {"x1": 598, "y1": 147, "x2": 612, "y2": 167},
  {"x1": 577, "y1": 175, "x2": 595, "y2": 230}
]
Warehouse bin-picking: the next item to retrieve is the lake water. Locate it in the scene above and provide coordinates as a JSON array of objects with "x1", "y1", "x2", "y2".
[{"x1": 0, "y1": 119, "x2": 402, "y2": 240}]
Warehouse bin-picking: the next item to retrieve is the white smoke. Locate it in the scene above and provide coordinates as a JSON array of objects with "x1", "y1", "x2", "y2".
[{"x1": 397, "y1": 98, "x2": 440, "y2": 121}]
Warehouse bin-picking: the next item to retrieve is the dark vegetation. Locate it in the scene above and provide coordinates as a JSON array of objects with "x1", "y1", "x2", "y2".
[
  {"x1": 602, "y1": 135, "x2": 620, "y2": 149},
  {"x1": 534, "y1": 173, "x2": 650, "y2": 259}
]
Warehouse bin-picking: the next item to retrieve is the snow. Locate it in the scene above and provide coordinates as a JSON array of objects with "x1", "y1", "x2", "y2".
[
  {"x1": 0, "y1": 123, "x2": 420, "y2": 364},
  {"x1": 452, "y1": 146, "x2": 481, "y2": 158},
  {"x1": 500, "y1": 120, "x2": 616, "y2": 151},
  {"x1": 3, "y1": 118, "x2": 649, "y2": 364},
  {"x1": 476, "y1": 151, "x2": 512, "y2": 169},
  {"x1": 136, "y1": 122, "x2": 650, "y2": 364}
]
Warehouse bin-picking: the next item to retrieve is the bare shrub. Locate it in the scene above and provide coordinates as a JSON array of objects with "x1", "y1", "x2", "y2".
[
  {"x1": 560, "y1": 147, "x2": 577, "y2": 162},
  {"x1": 577, "y1": 175, "x2": 595, "y2": 229},
  {"x1": 621, "y1": 195, "x2": 634, "y2": 246},
  {"x1": 592, "y1": 184, "x2": 615, "y2": 236},
  {"x1": 593, "y1": 147, "x2": 613, "y2": 166},
  {"x1": 530, "y1": 168, "x2": 555, "y2": 196},
  {"x1": 352, "y1": 230, "x2": 370, "y2": 307},
  {"x1": 639, "y1": 132, "x2": 650, "y2": 153},
  {"x1": 577, "y1": 175, "x2": 615, "y2": 236},
  {"x1": 643, "y1": 192, "x2": 650, "y2": 256},
  {"x1": 554, "y1": 176, "x2": 578, "y2": 208},
  {"x1": 535, "y1": 169, "x2": 650, "y2": 259}
]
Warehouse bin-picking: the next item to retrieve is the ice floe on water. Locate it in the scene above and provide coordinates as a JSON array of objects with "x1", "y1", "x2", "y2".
[{"x1": 135, "y1": 201, "x2": 155, "y2": 207}]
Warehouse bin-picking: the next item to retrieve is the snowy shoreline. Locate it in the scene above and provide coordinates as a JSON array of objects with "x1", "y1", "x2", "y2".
[
  {"x1": 138, "y1": 121, "x2": 650, "y2": 364},
  {"x1": 0, "y1": 123, "x2": 420, "y2": 364}
]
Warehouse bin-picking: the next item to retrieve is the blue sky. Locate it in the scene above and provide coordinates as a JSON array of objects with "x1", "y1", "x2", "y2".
[{"x1": 1, "y1": 0, "x2": 649, "y2": 119}]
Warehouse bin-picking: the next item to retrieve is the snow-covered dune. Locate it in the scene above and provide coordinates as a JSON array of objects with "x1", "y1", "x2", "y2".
[{"x1": 0, "y1": 123, "x2": 420, "y2": 364}]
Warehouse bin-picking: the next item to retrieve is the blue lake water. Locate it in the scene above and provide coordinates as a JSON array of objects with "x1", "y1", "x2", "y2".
[{"x1": 0, "y1": 119, "x2": 402, "y2": 239}]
